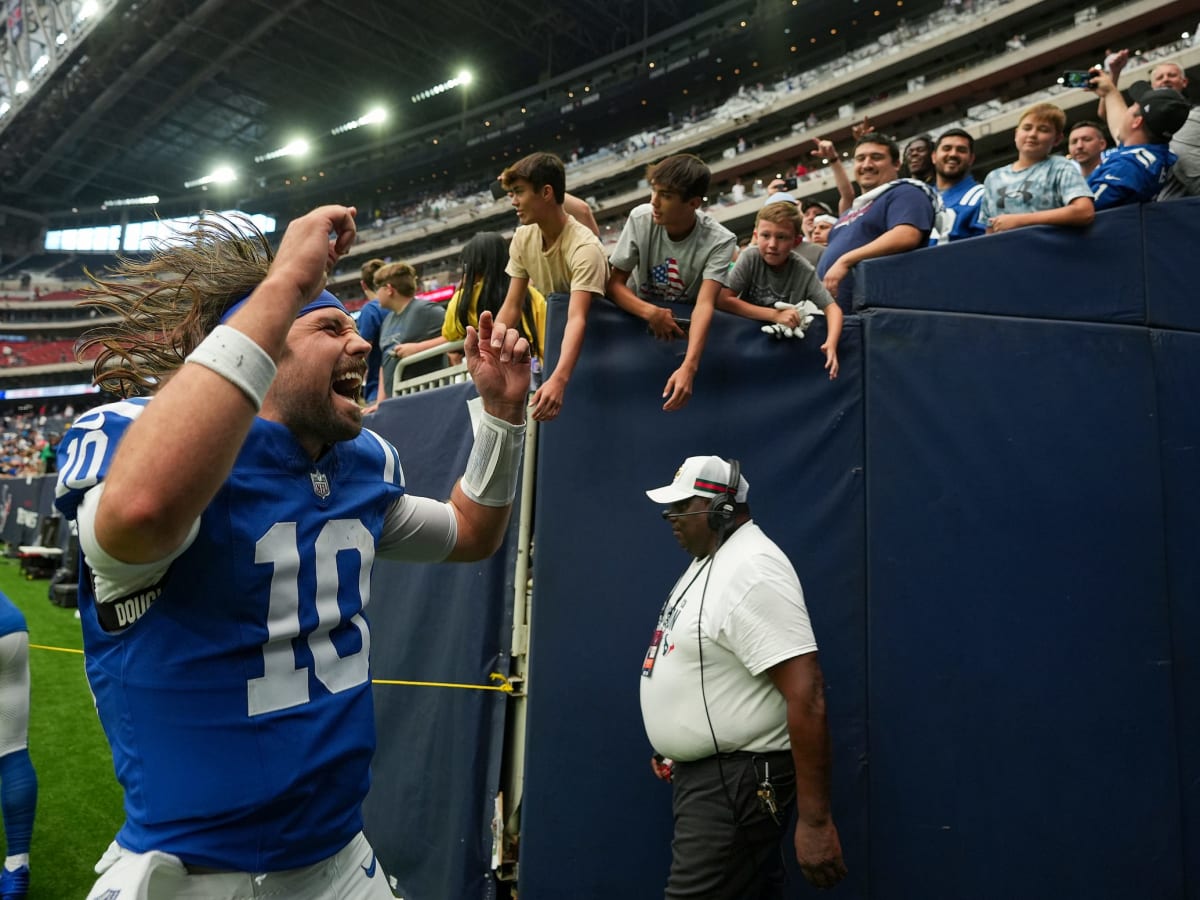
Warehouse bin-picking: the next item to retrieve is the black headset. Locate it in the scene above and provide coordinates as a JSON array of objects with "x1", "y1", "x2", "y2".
[{"x1": 706, "y1": 458, "x2": 740, "y2": 533}]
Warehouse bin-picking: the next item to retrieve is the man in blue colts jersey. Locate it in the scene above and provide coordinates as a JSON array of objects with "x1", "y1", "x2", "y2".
[
  {"x1": 932, "y1": 128, "x2": 986, "y2": 241},
  {"x1": 54, "y1": 206, "x2": 531, "y2": 900},
  {"x1": 1088, "y1": 71, "x2": 1190, "y2": 209}
]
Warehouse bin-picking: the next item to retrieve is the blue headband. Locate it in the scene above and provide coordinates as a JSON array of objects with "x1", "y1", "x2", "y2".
[{"x1": 219, "y1": 289, "x2": 349, "y2": 325}]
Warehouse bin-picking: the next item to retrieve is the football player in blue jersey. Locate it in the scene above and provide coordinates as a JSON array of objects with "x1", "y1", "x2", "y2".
[
  {"x1": 55, "y1": 205, "x2": 531, "y2": 900},
  {"x1": 0, "y1": 593, "x2": 36, "y2": 900}
]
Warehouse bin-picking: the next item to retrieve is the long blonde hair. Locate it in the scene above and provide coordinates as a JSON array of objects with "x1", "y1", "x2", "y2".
[{"x1": 76, "y1": 214, "x2": 274, "y2": 397}]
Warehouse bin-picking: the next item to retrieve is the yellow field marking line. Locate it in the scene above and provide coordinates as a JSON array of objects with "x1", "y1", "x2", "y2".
[{"x1": 29, "y1": 643, "x2": 84, "y2": 655}]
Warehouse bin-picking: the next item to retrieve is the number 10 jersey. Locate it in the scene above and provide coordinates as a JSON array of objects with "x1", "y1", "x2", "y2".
[{"x1": 55, "y1": 398, "x2": 407, "y2": 872}]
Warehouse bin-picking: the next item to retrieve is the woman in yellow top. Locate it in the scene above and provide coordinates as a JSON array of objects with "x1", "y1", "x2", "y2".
[{"x1": 443, "y1": 233, "x2": 546, "y2": 367}]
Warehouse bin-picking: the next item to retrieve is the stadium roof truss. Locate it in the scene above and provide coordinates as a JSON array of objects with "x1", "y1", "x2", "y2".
[{"x1": 0, "y1": 0, "x2": 99, "y2": 124}]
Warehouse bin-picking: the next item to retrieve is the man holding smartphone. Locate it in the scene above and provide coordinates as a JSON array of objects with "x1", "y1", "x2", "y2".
[{"x1": 1088, "y1": 70, "x2": 1190, "y2": 208}]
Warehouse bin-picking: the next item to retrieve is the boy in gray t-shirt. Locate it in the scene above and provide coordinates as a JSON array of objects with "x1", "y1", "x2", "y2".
[
  {"x1": 718, "y1": 200, "x2": 843, "y2": 380},
  {"x1": 607, "y1": 154, "x2": 737, "y2": 411}
]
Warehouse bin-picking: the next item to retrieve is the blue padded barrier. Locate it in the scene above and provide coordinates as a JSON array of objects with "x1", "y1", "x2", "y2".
[
  {"x1": 519, "y1": 299, "x2": 870, "y2": 900},
  {"x1": 0, "y1": 477, "x2": 51, "y2": 548},
  {"x1": 854, "y1": 204, "x2": 1146, "y2": 324},
  {"x1": 294, "y1": 203, "x2": 1197, "y2": 898},
  {"x1": 362, "y1": 382, "x2": 519, "y2": 900},
  {"x1": 1145, "y1": 197, "x2": 1200, "y2": 332},
  {"x1": 863, "y1": 309, "x2": 1181, "y2": 900},
  {"x1": 1151, "y1": 329, "x2": 1200, "y2": 897}
]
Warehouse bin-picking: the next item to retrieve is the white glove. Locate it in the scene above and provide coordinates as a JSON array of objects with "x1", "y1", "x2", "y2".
[{"x1": 761, "y1": 302, "x2": 815, "y2": 339}]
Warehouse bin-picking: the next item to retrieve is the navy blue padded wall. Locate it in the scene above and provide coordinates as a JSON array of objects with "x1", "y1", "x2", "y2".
[
  {"x1": 1152, "y1": 329, "x2": 1200, "y2": 898},
  {"x1": 863, "y1": 309, "x2": 1181, "y2": 899},
  {"x1": 519, "y1": 300, "x2": 870, "y2": 899},
  {"x1": 854, "y1": 204, "x2": 1146, "y2": 324},
  {"x1": 1145, "y1": 198, "x2": 1200, "y2": 332},
  {"x1": 363, "y1": 383, "x2": 518, "y2": 900}
]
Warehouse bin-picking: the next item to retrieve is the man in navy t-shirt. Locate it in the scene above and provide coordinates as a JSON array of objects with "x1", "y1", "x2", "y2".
[{"x1": 816, "y1": 132, "x2": 938, "y2": 312}]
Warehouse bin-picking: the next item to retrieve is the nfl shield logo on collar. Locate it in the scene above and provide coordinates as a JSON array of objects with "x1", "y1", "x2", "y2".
[{"x1": 310, "y1": 471, "x2": 331, "y2": 499}]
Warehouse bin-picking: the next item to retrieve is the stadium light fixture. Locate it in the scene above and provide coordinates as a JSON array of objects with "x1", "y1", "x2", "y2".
[
  {"x1": 184, "y1": 166, "x2": 237, "y2": 189},
  {"x1": 56, "y1": 32, "x2": 68, "y2": 45},
  {"x1": 330, "y1": 107, "x2": 387, "y2": 136},
  {"x1": 411, "y1": 70, "x2": 473, "y2": 104},
  {"x1": 101, "y1": 195, "x2": 160, "y2": 210},
  {"x1": 0, "y1": 101, "x2": 10, "y2": 118},
  {"x1": 14, "y1": 80, "x2": 29, "y2": 95},
  {"x1": 77, "y1": 0, "x2": 99, "y2": 22},
  {"x1": 31, "y1": 55, "x2": 50, "y2": 76},
  {"x1": 254, "y1": 138, "x2": 310, "y2": 163}
]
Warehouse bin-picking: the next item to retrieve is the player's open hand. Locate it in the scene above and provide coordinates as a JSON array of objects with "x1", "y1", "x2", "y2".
[{"x1": 467, "y1": 311, "x2": 531, "y2": 424}]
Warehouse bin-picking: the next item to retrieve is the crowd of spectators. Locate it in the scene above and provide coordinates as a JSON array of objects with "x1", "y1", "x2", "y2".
[
  {"x1": 326, "y1": 3, "x2": 1194, "y2": 298},
  {"x1": 0, "y1": 405, "x2": 94, "y2": 478},
  {"x1": 0, "y1": 1, "x2": 1195, "y2": 437},
  {"x1": 351, "y1": 40, "x2": 1194, "y2": 420}
]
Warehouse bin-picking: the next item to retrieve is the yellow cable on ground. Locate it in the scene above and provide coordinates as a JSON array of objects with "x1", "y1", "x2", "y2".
[{"x1": 29, "y1": 643, "x2": 512, "y2": 693}]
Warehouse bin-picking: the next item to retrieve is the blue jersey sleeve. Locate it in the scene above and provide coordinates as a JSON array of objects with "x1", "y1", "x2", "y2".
[
  {"x1": 1088, "y1": 146, "x2": 1173, "y2": 210},
  {"x1": 949, "y1": 183, "x2": 987, "y2": 240},
  {"x1": 54, "y1": 399, "x2": 148, "y2": 521},
  {"x1": 0, "y1": 592, "x2": 26, "y2": 637}
]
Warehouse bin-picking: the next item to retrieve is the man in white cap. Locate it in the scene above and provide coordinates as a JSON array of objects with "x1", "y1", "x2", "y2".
[{"x1": 639, "y1": 456, "x2": 846, "y2": 898}]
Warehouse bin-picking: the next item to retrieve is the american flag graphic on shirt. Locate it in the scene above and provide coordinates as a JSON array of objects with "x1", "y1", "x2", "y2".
[{"x1": 646, "y1": 258, "x2": 687, "y2": 301}]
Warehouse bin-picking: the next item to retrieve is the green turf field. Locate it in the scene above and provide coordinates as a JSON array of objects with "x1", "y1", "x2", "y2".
[{"x1": 0, "y1": 556, "x2": 123, "y2": 899}]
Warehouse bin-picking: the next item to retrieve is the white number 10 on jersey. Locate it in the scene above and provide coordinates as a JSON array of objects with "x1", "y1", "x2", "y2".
[{"x1": 248, "y1": 519, "x2": 374, "y2": 717}]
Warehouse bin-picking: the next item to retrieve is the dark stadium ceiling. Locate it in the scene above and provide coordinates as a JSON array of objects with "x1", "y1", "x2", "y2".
[{"x1": 0, "y1": 0, "x2": 944, "y2": 225}]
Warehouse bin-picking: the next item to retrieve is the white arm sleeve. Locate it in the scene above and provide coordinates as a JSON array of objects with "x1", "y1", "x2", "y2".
[
  {"x1": 75, "y1": 483, "x2": 202, "y2": 604},
  {"x1": 377, "y1": 493, "x2": 459, "y2": 562}
]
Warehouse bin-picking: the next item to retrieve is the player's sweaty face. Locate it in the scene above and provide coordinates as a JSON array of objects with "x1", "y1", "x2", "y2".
[{"x1": 267, "y1": 310, "x2": 370, "y2": 456}]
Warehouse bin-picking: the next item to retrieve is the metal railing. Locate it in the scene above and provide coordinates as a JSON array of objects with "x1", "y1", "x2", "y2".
[{"x1": 390, "y1": 340, "x2": 467, "y2": 396}]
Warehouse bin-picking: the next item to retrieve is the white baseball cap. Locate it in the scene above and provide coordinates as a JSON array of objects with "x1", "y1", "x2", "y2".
[{"x1": 645, "y1": 456, "x2": 750, "y2": 505}]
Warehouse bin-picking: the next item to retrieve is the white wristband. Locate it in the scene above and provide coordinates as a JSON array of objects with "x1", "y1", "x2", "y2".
[
  {"x1": 184, "y1": 325, "x2": 277, "y2": 411},
  {"x1": 461, "y1": 411, "x2": 526, "y2": 507}
]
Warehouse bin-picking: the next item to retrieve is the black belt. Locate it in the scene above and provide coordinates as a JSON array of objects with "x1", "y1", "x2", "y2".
[
  {"x1": 716, "y1": 749, "x2": 790, "y2": 761},
  {"x1": 184, "y1": 864, "x2": 239, "y2": 875}
]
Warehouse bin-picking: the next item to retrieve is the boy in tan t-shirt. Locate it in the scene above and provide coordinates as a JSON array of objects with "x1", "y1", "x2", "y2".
[{"x1": 497, "y1": 152, "x2": 608, "y2": 421}]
